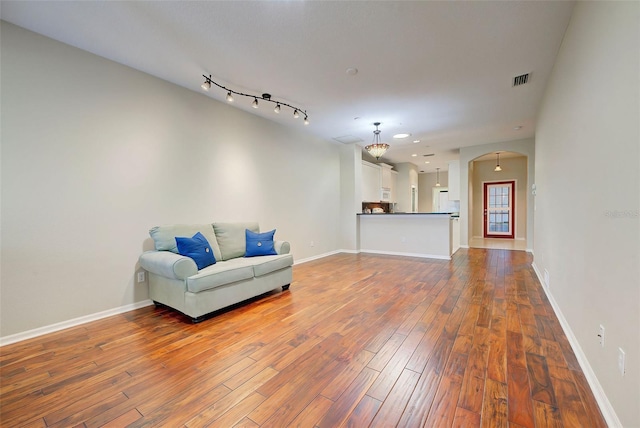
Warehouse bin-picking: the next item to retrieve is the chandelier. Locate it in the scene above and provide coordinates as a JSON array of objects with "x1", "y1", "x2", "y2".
[
  {"x1": 201, "y1": 74, "x2": 309, "y2": 125},
  {"x1": 365, "y1": 122, "x2": 390, "y2": 160}
]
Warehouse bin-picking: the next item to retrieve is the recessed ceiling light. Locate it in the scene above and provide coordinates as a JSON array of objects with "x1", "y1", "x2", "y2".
[
  {"x1": 393, "y1": 133, "x2": 411, "y2": 139},
  {"x1": 346, "y1": 67, "x2": 358, "y2": 76},
  {"x1": 425, "y1": 161, "x2": 430, "y2": 164},
  {"x1": 413, "y1": 140, "x2": 420, "y2": 143}
]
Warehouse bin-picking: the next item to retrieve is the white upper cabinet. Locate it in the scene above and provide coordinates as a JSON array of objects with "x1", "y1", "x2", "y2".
[
  {"x1": 380, "y1": 163, "x2": 394, "y2": 189},
  {"x1": 448, "y1": 160, "x2": 460, "y2": 200},
  {"x1": 390, "y1": 170, "x2": 398, "y2": 203},
  {"x1": 362, "y1": 162, "x2": 397, "y2": 202},
  {"x1": 362, "y1": 161, "x2": 381, "y2": 202}
]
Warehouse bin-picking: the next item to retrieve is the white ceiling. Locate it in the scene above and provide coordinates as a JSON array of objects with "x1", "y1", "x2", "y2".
[{"x1": 1, "y1": 1, "x2": 574, "y2": 172}]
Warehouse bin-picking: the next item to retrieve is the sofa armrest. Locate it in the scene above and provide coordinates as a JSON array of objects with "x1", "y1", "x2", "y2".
[
  {"x1": 274, "y1": 240, "x2": 290, "y2": 255},
  {"x1": 139, "y1": 250, "x2": 197, "y2": 280}
]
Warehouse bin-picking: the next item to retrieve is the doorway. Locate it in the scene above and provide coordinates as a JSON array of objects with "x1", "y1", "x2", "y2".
[{"x1": 483, "y1": 181, "x2": 515, "y2": 239}]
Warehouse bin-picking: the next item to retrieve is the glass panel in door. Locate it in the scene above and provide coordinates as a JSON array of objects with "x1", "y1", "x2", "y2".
[{"x1": 484, "y1": 181, "x2": 515, "y2": 238}]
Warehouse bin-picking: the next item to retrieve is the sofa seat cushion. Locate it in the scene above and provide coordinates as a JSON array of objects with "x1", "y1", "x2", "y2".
[
  {"x1": 252, "y1": 254, "x2": 294, "y2": 277},
  {"x1": 186, "y1": 258, "x2": 256, "y2": 293}
]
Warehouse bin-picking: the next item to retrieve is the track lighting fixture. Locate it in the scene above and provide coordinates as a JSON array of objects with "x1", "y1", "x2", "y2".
[
  {"x1": 201, "y1": 74, "x2": 309, "y2": 125},
  {"x1": 365, "y1": 122, "x2": 390, "y2": 160}
]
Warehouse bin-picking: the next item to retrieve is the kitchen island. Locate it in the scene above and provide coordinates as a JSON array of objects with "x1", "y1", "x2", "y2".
[{"x1": 357, "y1": 213, "x2": 456, "y2": 260}]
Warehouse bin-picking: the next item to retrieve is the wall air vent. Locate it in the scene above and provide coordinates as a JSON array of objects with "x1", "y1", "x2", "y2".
[
  {"x1": 423, "y1": 153, "x2": 435, "y2": 157},
  {"x1": 513, "y1": 73, "x2": 530, "y2": 87}
]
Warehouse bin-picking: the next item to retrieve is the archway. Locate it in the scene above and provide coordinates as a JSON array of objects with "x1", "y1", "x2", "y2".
[
  {"x1": 458, "y1": 138, "x2": 535, "y2": 251},
  {"x1": 468, "y1": 151, "x2": 528, "y2": 250}
]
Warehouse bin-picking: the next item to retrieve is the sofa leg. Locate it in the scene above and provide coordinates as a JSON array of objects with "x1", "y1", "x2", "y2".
[{"x1": 282, "y1": 284, "x2": 290, "y2": 291}]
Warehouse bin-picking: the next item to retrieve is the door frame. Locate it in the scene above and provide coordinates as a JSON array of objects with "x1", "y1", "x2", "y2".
[{"x1": 483, "y1": 180, "x2": 515, "y2": 239}]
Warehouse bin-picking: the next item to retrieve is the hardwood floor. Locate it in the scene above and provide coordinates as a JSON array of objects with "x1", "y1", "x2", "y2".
[
  {"x1": 468, "y1": 237, "x2": 527, "y2": 251},
  {"x1": 0, "y1": 249, "x2": 606, "y2": 427}
]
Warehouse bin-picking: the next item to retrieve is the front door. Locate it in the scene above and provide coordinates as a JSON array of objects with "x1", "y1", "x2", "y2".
[{"x1": 484, "y1": 181, "x2": 515, "y2": 239}]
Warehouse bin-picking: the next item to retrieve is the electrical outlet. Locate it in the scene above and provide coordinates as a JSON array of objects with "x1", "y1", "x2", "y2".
[
  {"x1": 137, "y1": 271, "x2": 145, "y2": 283},
  {"x1": 618, "y1": 348, "x2": 626, "y2": 376},
  {"x1": 544, "y1": 269, "x2": 550, "y2": 289},
  {"x1": 598, "y1": 325, "x2": 605, "y2": 347}
]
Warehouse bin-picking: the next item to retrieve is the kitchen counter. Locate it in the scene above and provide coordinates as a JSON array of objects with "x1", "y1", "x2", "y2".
[
  {"x1": 358, "y1": 212, "x2": 454, "y2": 216},
  {"x1": 357, "y1": 213, "x2": 454, "y2": 259}
]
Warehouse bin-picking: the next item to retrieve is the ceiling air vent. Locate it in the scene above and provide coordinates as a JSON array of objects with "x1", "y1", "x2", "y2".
[
  {"x1": 513, "y1": 73, "x2": 530, "y2": 87},
  {"x1": 333, "y1": 135, "x2": 363, "y2": 144},
  {"x1": 423, "y1": 153, "x2": 435, "y2": 157}
]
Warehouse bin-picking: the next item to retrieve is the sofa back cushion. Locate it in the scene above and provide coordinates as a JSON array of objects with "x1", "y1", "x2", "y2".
[
  {"x1": 149, "y1": 224, "x2": 222, "y2": 262},
  {"x1": 213, "y1": 222, "x2": 259, "y2": 260}
]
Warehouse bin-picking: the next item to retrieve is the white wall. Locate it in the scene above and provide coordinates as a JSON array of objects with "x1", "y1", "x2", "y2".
[
  {"x1": 418, "y1": 172, "x2": 448, "y2": 212},
  {"x1": 534, "y1": 2, "x2": 639, "y2": 426},
  {"x1": 471, "y1": 156, "x2": 527, "y2": 241},
  {"x1": 339, "y1": 143, "x2": 362, "y2": 251},
  {"x1": 395, "y1": 162, "x2": 419, "y2": 213},
  {"x1": 1, "y1": 22, "x2": 341, "y2": 337}
]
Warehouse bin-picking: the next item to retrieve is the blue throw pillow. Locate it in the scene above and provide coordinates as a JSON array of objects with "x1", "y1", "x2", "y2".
[
  {"x1": 245, "y1": 229, "x2": 277, "y2": 257},
  {"x1": 175, "y1": 232, "x2": 216, "y2": 270}
]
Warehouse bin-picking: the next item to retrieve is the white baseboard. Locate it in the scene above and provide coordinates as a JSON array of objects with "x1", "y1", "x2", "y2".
[
  {"x1": 294, "y1": 250, "x2": 344, "y2": 265},
  {"x1": 359, "y1": 249, "x2": 451, "y2": 260},
  {"x1": 0, "y1": 300, "x2": 154, "y2": 347},
  {"x1": 531, "y1": 262, "x2": 621, "y2": 427},
  {"x1": 460, "y1": 244, "x2": 470, "y2": 249},
  {"x1": 295, "y1": 248, "x2": 451, "y2": 264}
]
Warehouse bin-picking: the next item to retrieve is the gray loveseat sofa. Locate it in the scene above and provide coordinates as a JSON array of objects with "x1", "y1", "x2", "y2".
[{"x1": 139, "y1": 222, "x2": 292, "y2": 322}]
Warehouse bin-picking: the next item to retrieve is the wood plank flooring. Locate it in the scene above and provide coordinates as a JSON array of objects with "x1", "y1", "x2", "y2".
[{"x1": 0, "y1": 249, "x2": 607, "y2": 427}]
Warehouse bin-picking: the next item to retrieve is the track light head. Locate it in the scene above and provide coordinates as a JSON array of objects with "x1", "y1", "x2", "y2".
[
  {"x1": 293, "y1": 109, "x2": 300, "y2": 119},
  {"x1": 201, "y1": 79, "x2": 211, "y2": 91},
  {"x1": 274, "y1": 104, "x2": 281, "y2": 113},
  {"x1": 304, "y1": 116, "x2": 309, "y2": 125},
  {"x1": 226, "y1": 91, "x2": 234, "y2": 102},
  {"x1": 252, "y1": 98, "x2": 259, "y2": 108}
]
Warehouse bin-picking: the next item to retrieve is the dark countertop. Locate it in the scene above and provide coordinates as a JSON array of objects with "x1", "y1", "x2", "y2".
[{"x1": 358, "y1": 212, "x2": 455, "y2": 216}]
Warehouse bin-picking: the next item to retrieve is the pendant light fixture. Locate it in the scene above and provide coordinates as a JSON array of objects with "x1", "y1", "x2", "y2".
[
  {"x1": 436, "y1": 168, "x2": 441, "y2": 187},
  {"x1": 201, "y1": 74, "x2": 309, "y2": 125},
  {"x1": 494, "y1": 152, "x2": 502, "y2": 171},
  {"x1": 365, "y1": 122, "x2": 390, "y2": 160}
]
